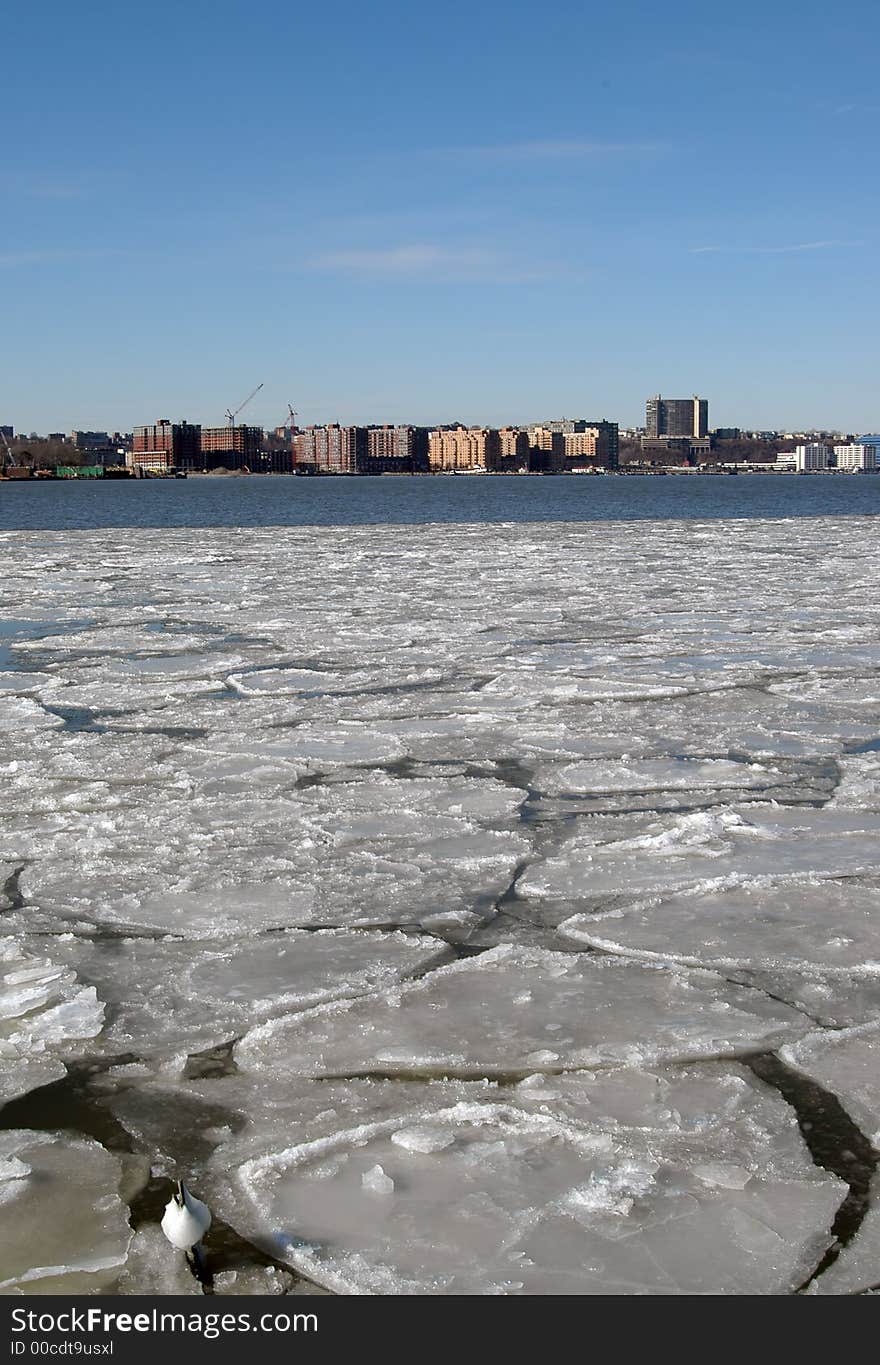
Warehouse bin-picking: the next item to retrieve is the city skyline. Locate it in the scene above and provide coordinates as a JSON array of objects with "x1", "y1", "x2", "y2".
[{"x1": 3, "y1": 1, "x2": 879, "y2": 432}]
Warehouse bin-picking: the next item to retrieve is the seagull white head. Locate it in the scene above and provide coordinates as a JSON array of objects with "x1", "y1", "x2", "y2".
[{"x1": 161, "y1": 1179, "x2": 212, "y2": 1251}]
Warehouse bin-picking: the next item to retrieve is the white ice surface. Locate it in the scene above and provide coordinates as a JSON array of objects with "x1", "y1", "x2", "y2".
[
  {"x1": 0, "y1": 1130, "x2": 131, "y2": 1292},
  {"x1": 30, "y1": 929, "x2": 447, "y2": 1062},
  {"x1": 233, "y1": 1063, "x2": 844, "y2": 1295},
  {"x1": 3, "y1": 516, "x2": 880, "y2": 1293},
  {"x1": 519, "y1": 807, "x2": 880, "y2": 902},
  {"x1": 559, "y1": 881, "x2": 880, "y2": 978},
  {"x1": 235, "y1": 946, "x2": 808, "y2": 1079},
  {"x1": 0, "y1": 937, "x2": 104, "y2": 1102}
]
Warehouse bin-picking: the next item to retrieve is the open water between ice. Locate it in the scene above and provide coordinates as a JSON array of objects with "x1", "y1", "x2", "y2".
[{"x1": 1, "y1": 500, "x2": 879, "y2": 1295}]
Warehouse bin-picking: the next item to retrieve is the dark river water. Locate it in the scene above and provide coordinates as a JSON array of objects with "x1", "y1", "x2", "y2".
[{"x1": 2, "y1": 472, "x2": 880, "y2": 531}]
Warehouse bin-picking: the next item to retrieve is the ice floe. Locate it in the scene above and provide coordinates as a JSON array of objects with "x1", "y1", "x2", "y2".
[
  {"x1": 0, "y1": 938, "x2": 104, "y2": 1102},
  {"x1": 0, "y1": 1130, "x2": 130, "y2": 1292},
  {"x1": 235, "y1": 946, "x2": 808, "y2": 1080},
  {"x1": 232, "y1": 1064, "x2": 844, "y2": 1294}
]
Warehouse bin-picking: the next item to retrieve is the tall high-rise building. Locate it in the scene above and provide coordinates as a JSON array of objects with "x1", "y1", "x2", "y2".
[
  {"x1": 646, "y1": 396, "x2": 708, "y2": 439},
  {"x1": 200, "y1": 425, "x2": 263, "y2": 469},
  {"x1": 795, "y1": 443, "x2": 830, "y2": 471},
  {"x1": 428, "y1": 428, "x2": 501, "y2": 471},
  {"x1": 497, "y1": 428, "x2": 530, "y2": 465},
  {"x1": 130, "y1": 419, "x2": 201, "y2": 471},
  {"x1": 579, "y1": 420, "x2": 619, "y2": 468},
  {"x1": 293, "y1": 425, "x2": 368, "y2": 473},
  {"x1": 366, "y1": 426, "x2": 429, "y2": 473},
  {"x1": 834, "y1": 443, "x2": 875, "y2": 471},
  {"x1": 529, "y1": 419, "x2": 618, "y2": 470}
]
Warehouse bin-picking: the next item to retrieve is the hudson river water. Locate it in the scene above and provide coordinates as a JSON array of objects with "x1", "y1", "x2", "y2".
[{"x1": 2, "y1": 470, "x2": 880, "y2": 530}]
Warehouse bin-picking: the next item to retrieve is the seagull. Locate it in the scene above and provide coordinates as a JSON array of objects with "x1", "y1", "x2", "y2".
[{"x1": 161, "y1": 1180, "x2": 212, "y2": 1282}]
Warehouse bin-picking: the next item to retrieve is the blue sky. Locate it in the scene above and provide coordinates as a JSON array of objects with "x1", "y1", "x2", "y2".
[{"x1": 3, "y1": 0, "x2": 878, "y2": 433}]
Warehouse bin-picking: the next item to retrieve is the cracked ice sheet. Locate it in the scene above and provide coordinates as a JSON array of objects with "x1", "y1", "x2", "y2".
[
  {"x1": 27, "y1": 929, "x2": 448, "y2": 1063},
  {"x1": 231, "y1": 1062, "x2": 844, "y2": 1295},
  {"x1": 830, "y1": 753, "x2": 880, "y2": 810},
  {"x1": 18, "y1": 818, "x2": 528, "y2": 933},
  {"x1": 11, "y1": 626, "x2": 222, "y2": 657},
  {"x1": 17, "y1": 777, "x2": 529, "y2": 932},
  {"x1": 40, "y1": 675, "x2": 224, "y2": 713},
  {"x1": 780, "y1": 1022, "x2": 880, "y2": 1148},
  {"x1": 559, "y1": 882, "x2": 880, "y2": 980},
  {"x1": 0, "y1": 937, "x2": 104, "y2": 1104},
  {"x1": 0, "y1": 697, "x2": 63, "y2": 734},
  {"x1": 0, "y1": 1131, "x2": 131, "y2": 1293},
  {"x1": 811, "y1": 1170, "x2": 880, "y2": 1295},
  {"x1": 544, "y1": 690, "x2": 876, "y2": 759},
  {"x1": 532, "y1": 756, "x2": 784, "y2": 797},
  {"x1": 235, "y1": 946, "x2": 809, "y2": 1081},
  {"x1": 0, "y1": 671, "x2": 60, "y2": 699},
  {"x1": 519, "y1": 807, "x2": 880, "y2": 903},
  {"x1": 559, "y1": 881, "x2": 880, "y2": 1027},
  {"x1": 0, "y1": 736, "x2": 190, "y2": 820},
  {"x1": 769, "y1": 676, "x2": 880, "y2": 709},
  {"x1": 227, "y1": 663, "x2": 447, "y2": 697}
]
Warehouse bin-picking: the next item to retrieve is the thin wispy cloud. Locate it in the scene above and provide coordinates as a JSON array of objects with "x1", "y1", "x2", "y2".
[
  {"x1": 690, "y1": 240, "x2": 860, "y2": 255},
  {"x1": 831, "y1": 101, "x2": 880, "y2": 115},
  {"x1": 0, "y1": 248, "x2": 122, "y2": 268},
  {"x1": 436, "y1": 138, "x2": 666, "y2": 162},
  {"x1": 307, "y1": 244, "x2": 553, "y2": 282}
]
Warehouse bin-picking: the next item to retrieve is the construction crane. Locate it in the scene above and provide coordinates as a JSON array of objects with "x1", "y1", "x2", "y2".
[
  {"x1": 0, "y1": 428, "x2": 16, "y2": 473},
  {"x1": 280, "y1": 403, "x2": 298, "y2": 472},
  {"x1": 224, "y1": 382, "x2": 263, "y2": 436}
]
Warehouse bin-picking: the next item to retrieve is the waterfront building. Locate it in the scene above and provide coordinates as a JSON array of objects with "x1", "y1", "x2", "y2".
[
  {"x1": 855, "y1": 435, "x2": 880, "y2": 466},
  {"x1": 794, "y1": 443, "x2": 830, "y2": 471},
  {"x1": 428, "y1": 427, "x2": 501, "y2": 472},
  {"x1": 293, "y1": 425, "x2": 368, "y2": 473},
  {"x1": 131, "y1": 419, "x2": 201, "y2": 472},
  {"x1": 834, "y1": 443, "x2": 876, "y2": 471},
  {"x1": 71, "y1": 430, "x2": 111, "y2": 450},
  {"x1": 200, "y1": 424, "x2": 263, "y2": 470},
  {"x1": 366, "y1": 425, "x2": 430, "y2": 473},
  {"x1": 567, "y1": 422, "x2": 619, "y2": 468},
  {"x1": 646, "y1": 396, "x2": 709, "y2": 439},
  {"x1": 497, "y1": 428, "x2": 530, "y2": 466},
  {"x1": 530, "y1": 420, "x2": 619, "y2": 470},
  {"x1": 528, "y1": 426, "x2": 565, "y2": 453},
  {"x1": 563, "y1": 431, "x2": 599, "y2": 459}
]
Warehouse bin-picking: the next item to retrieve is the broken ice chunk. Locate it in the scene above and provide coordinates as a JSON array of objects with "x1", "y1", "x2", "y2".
[
  {"x1": 0, "y1": 938, "x2": 104, "y2": 1102},
  {"x1": 558, "y1": 882, "x2": 880, "y2": 979},
  {"x1": 235, "y1": 946, "x2": 808, "y2": 1080},
  {"x1": 236, "y1": 1092, "x2": 843, "y2": 1295},
  {"x1": 362, "y1": 1165, "x2": 395, "y2": 1196},
  {"x1": 0, "y1": 1131, "x2": 130, "y2": 1292}
]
